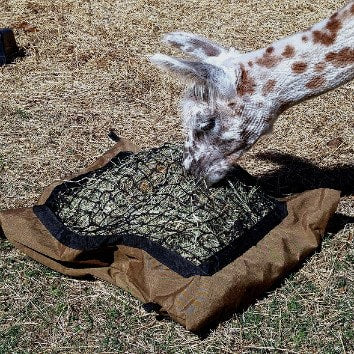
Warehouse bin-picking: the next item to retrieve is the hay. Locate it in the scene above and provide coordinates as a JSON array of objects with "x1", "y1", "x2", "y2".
[{"x1": 47, "y1": 144, "x2": 279, "y2": 265}]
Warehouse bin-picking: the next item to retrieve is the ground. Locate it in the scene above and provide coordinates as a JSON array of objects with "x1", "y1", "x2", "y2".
[{"x1": 0, "y1": 0, "x2": 353, "y2": 352}]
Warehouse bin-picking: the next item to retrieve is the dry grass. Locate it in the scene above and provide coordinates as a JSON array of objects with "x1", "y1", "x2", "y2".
[{"x1": 0, "y1": 0, "x2": 353, "y2": 352}]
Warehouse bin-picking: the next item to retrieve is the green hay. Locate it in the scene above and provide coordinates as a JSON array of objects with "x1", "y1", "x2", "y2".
[{"x1": 48, "y1": 144, "x2": 279, "y2": 265}]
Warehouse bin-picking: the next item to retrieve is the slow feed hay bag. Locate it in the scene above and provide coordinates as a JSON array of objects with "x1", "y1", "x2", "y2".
[
  {"x1": 36, "y1": 143, "x2": 288, "y2": 277},
  {"x1": 0, "y1": 139, "x2": 340, "y2": 331}
]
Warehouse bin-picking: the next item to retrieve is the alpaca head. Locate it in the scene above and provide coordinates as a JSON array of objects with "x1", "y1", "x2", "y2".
[
  {"x1": 150, "y1": 33, "x2": 273, "y2": 184},
  {"x1": 151, "y1": 54, "x2": 273, "y2": 185},
  {"x1": 179, "y1": 81, "x2": 271, "y2": 185},
  {"x1": 151, "y1": 3, "x2": 354, "y2": 184}
]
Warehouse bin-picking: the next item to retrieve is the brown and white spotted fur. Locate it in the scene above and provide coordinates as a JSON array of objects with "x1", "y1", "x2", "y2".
[{"x1": 151, "y1": 1, "x2": 354, "y2": 184}]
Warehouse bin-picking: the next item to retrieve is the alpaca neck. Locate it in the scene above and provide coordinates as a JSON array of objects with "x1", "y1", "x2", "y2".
[{"x1": 238, "y1": 2, "x2": 354, "y2": 114}]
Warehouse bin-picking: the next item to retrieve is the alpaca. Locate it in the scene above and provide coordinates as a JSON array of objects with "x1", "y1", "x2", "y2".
[{"x1": 150, "y1": 1, "x2": 354, "y2": 185}]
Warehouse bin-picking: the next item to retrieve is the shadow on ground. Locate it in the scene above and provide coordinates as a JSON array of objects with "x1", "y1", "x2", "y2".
[
  {"x1": 254, "y1": 151, "x2": 353, "y2": 198},
  {"x1": 224, "y1": 150, "x2": 354, "y2": 237},
  {"x1": 254, "y1": 151, "x2": 354, "y2": 239}
]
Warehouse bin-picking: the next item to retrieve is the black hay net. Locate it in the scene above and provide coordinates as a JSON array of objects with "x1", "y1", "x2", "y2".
[{"x1": 34, "y1": 143, "x2": 287, "y2": 277}]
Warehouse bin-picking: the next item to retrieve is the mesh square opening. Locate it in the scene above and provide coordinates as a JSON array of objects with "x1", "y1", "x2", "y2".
[{"x1": 34, "y1": 144, "x2": 287, "y2": 277}]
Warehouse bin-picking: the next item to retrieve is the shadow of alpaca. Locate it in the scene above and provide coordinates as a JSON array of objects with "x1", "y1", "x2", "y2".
[
  {"x1": 221, "y1": 151, "x2": 354, "y2": 236},
  {"x1": 253, "y1": 151, "x2": 354, "y2": 235},
  {"x1": 253, "y1": 151, "x2": 353, "y2": 198}
]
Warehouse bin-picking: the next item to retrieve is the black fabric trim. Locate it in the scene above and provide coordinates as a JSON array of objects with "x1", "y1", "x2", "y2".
[
  {"x1": 108, "y1": 129, "x2": 121, "y2": 142},
  {"x1": 0, "y1": 225, "x2": 6, "y2": 239},
  {"x1": 33, "y1": 202, "x2": 287, "y2": 278}
]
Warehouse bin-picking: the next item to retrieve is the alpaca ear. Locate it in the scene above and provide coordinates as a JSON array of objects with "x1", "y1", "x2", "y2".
[
  {"x1": 150, "y1": 54, "x2": 237, "y2": 98},
  {"x1": 162, "y1": 32, "x2": 232, "y2": 60}
]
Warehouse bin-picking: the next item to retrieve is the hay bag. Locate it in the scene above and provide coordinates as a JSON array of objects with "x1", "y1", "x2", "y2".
[{"x1": 0, "y1": 138, "x2": 340, "y2": 332}]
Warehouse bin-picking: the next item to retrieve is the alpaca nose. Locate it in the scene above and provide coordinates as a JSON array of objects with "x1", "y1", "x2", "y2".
[
  {"x1": 183, "y1": 152, "x2": 202, "y2": 178},
  {"x1": 183, "y1": 156, "x2": 199, "y2": 176},
  {"x1": 184, "y1": 155, "x2": 210, "y2": 181},
  {"x1": 183, "y1": 146, "x2": 223, "y2": 181}
]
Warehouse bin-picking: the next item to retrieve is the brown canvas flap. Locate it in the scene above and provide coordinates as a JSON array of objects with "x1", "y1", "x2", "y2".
[{"x1": 0, "y1": 139, "x2": 340, "y2": 332}]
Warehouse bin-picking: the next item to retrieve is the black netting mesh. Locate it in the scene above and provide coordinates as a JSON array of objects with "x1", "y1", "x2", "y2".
[{"x1": 45, "y1": 143, "x2": 283, "y2": 269}]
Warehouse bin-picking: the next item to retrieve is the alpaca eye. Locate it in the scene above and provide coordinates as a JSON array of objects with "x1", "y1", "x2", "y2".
[
  {"x1": 202, "y1": 117, "x2": 216, "y2": 131},
  {"x1": 228, "y1": 102, "x2": 237, "y2": 108},
  {"x1": 195, "y1": 117, "x2": 216, "y2": 138}
]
